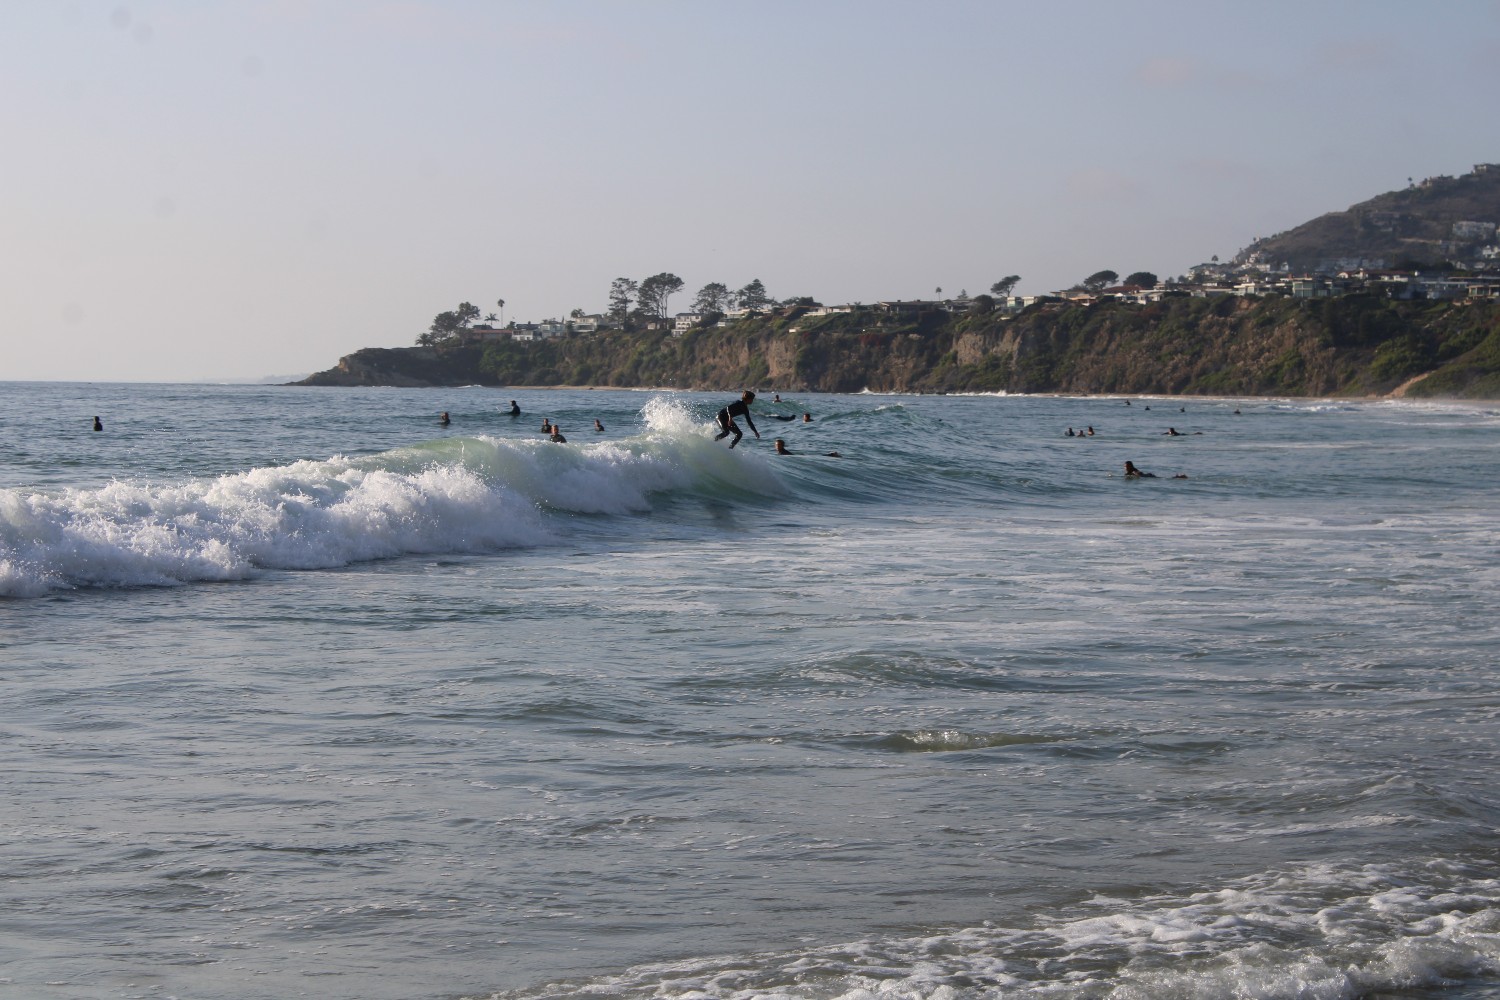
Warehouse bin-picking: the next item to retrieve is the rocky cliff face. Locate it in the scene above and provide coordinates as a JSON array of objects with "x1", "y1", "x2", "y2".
[
  {"x1": 298, "y1": 346, "x2": 497, "y2": 387},
  {"x1": 294, "y1": 297, "x2": 1500, "y2": 399}
]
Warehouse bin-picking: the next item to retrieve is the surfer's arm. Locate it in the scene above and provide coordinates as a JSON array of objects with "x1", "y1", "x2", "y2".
[{"x1": 743, "y1": 413, "x2": 759, "y2": 437}]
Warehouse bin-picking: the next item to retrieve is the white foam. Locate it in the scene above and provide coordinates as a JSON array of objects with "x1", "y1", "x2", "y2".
[
  {"x1": 0, "y1": 398, "x2": 780, "y2": 596},
  {"x1": 485, "y1": 861, "x2": 1500, "y2": 1000}
]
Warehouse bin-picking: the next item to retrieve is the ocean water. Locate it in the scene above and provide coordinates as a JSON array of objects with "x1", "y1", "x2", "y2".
[{"x1": 2, "y1": 381, "x2": 1499, "y2": 1000}]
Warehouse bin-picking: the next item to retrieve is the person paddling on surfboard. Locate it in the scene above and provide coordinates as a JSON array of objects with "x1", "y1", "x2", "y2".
[
  {"x1": 713, "y1": 390, "x2": 760, "y2": 449},
  {"x1": 775, "y1": 438, "x2": 840, "y2": 457}
]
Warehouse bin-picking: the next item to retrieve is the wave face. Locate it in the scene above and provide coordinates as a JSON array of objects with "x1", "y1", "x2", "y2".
[{"x1": 0, "y1": 396, "x2": 786, "y2": 596}]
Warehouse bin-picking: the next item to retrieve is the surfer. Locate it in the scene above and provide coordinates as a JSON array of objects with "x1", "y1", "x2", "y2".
[
  {"x1": 594, "y1": 418, "x2": 605, "y2": 432},
  {"x1": 508, "y1": 400, "x2": 521, "y2": 417},
  {"x1": 92, "y1": 416, "x2": 103, "y2": 432},
  {"x1": 550, "y1": 426, "x2": 567, "y2": 443},
  {"x1": 1086, "y1": 426, "x2": 1095, "y2": 436},
  {"x1": 713, "y1": 390, "x2": 760, "y2": 448},
  {"x1": 1164, "y1": 427, "x2": 1182, "y2": 436},
  {"x1": 440, "y1": 411, "x2": 450, "y2": 426},
  {"x1": 541, "y1": 418, "x2": 552, "y2": 434},
  {"x1": 1124, "y1": 461, "x2": 1156, "y2": 478},
  {"x1": 774, "y1": 438, "x2": 840, "y2": 457},
  {"x1": 802, "y1": 413, "x2": 813, "y2": 422},
  {"x1": 1066, "y1": 428, "x2": 1075, "y2": 437}
]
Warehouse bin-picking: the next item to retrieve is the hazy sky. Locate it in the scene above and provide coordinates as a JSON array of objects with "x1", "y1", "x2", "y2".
[{"x1": 5, "y1": 0, "x2": 1499, "y2": 382}]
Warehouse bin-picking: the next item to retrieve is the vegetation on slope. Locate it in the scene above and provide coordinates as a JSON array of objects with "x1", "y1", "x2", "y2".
[{"x1": 297, "y1": 297, "x2": 1500, "y2": 399}]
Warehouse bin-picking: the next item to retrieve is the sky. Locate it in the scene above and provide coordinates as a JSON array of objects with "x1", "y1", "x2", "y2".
[{"x1": 3, "y1": 0, "x2": 1499, "y2": 382}]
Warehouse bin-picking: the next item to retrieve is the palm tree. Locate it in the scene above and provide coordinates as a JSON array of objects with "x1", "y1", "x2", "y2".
[{"x1": 496, "y1": 298, "x2": 506, "y2": 326}]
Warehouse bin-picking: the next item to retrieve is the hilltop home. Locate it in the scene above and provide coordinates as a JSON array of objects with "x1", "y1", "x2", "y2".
[
  {"x1": 465, "y1": 326, "x2": 512, "y2": 343},
  {"x1": 876, "y1": 300, "x2": 945, "y2": 314}
]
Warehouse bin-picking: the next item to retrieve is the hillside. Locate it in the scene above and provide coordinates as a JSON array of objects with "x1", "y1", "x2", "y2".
[
  {"x1": 1238, "y1": 165, "x2": 1500, "y2": 271},
  {"x1": 296, "y1": 297, "x2": 1500, "y2": 399}
]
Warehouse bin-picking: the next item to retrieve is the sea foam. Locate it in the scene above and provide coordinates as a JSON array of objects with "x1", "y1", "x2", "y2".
[{"x1": 0, "y1": 398, "x2": 777, "y2": 597}]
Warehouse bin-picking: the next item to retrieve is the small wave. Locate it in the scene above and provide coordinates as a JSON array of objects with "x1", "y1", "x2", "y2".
[{"x1": 877, "y1": 729, "x2": 1066, "y2": 753}]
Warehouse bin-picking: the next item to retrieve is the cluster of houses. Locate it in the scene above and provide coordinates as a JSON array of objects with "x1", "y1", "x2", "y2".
[
  {"x1": 461, "y1": 179, "x2": 1500, "y2": 344},
  {"x1": 462, "y1": 260, "x2": 1500, "y2": 346}
]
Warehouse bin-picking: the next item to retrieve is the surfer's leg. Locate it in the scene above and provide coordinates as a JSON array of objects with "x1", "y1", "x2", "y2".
[
  {"x1": 713, "y1": 410, "x2": 732, "y2": 441},
  {"x1": 727, "y1": 423, "x2": 743, "y2": 448}
]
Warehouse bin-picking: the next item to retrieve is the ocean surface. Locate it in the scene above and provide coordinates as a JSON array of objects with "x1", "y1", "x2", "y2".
[{"x1": 2, "y1": 381, "x2": 1499, "y2": 1000}]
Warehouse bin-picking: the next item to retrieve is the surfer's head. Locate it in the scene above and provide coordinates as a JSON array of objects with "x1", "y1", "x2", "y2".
[{"x1": 742, "y1": 390, "x2": 756, "y2": 403}]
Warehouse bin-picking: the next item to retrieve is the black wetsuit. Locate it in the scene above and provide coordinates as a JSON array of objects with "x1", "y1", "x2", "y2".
[{"x1": 714, "y1": 399, "x2": 759, "y2": 448}]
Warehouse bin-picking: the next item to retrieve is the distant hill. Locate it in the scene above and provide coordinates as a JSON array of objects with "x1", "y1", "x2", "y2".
[{"x1": 1237, "y1": 164, "x2": 1500, "y2": 272}]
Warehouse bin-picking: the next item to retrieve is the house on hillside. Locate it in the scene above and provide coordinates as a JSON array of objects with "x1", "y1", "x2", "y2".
[
  {"x1": 1453, "y1": 221, "x2": 1497, "y2": 242},
  {"x1": 1100, "y1": 284, "x2": 1165, "y2": 304},
  {"x1": 465, "y1": 326, "x2": 512, "y2": 344},
  {"x1": 876, "y1": 300, "x2": 945, "y2": 314}
]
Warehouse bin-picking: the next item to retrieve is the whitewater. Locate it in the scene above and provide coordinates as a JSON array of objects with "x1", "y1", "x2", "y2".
[{"x1": 2, "y1": 381, "x2": 1498, "y2": 1000}]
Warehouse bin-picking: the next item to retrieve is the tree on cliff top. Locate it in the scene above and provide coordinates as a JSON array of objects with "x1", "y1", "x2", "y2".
[
  {"x1": 417, "y1": 301, "x2": 481, "y2": 345},
  {"x1": 638, "y1": 273, "x2": 685, "y2": 320},
  {"x1": 736, "y1": 278, "x2": 772, "y2": 311},
  {"x1": 693, "y1": 282, "x2": 731, "y2": 314},
  {"x1": 1124, "y1": 271, "x2": 1159, "y2": 289},
  {"x1": 1082, "y1": 270, "x2": 1119, "y2": 293},
  {"x1": 608, "y1": 278, "x2": 638, "y2": 327},
  {"x1": 990, "y1": 275, "x2": 1020, "y2": 298}
]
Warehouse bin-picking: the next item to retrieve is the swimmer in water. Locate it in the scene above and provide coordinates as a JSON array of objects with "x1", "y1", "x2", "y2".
[
  {"x1": 1124, "y1": 461, "x2": 1156, "y2": 478},
  {"x1": 508, "y1": 400, "x2": 521, "y2": 417},
  {"x1": 774, "y1": 438, "x2": 840, "y2": 457},
  {"x1": 713, "y1": 390, "x2": 760, "y2": 448},
  {"x1": 93, "y1": 416, "x2": 103, "y2": 432},
  {"x1": 541, "y1": 418, "x2": 552, "y2": 434},
  {"x1": 440, "y1": 411, "x2": 450, "y2": 426},
  {"x1": 594, "y1": 418, "x2": 605, "y2": 432},
  {"x1": 550, "y1": 426, "x2": 567, "y2": 443}
]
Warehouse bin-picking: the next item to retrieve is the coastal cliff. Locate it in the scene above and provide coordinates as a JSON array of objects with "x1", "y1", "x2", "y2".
[{"x1": 296, "y1": 296, "x2": 1500, "y2": 399}]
